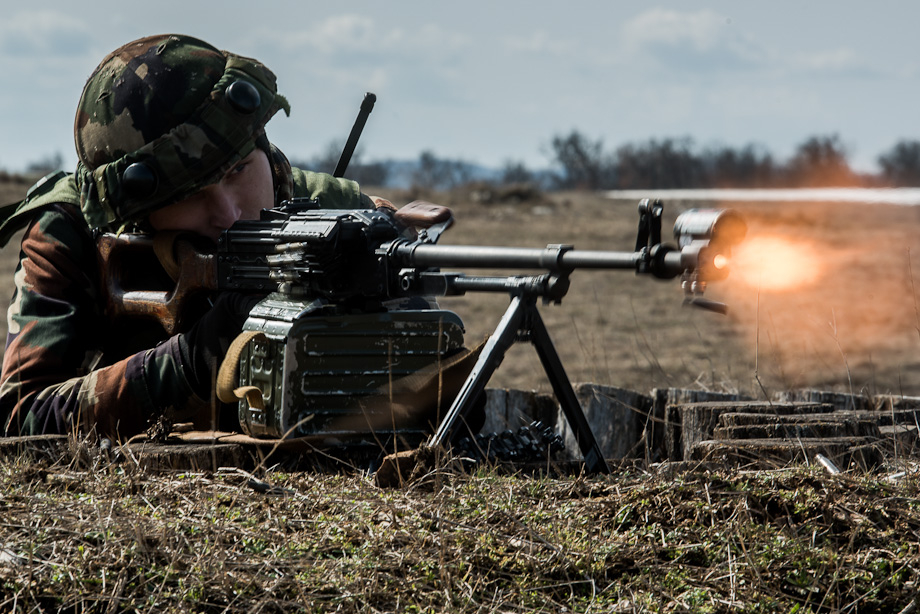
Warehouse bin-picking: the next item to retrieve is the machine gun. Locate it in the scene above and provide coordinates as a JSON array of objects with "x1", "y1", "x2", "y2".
[{"x1": 98, "y1": 198, "x2": 745, "y2": 474}]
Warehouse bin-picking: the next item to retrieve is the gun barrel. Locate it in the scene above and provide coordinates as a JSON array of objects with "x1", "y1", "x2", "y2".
[{"x1": 392, "y1": 243, "x2": 641, "y2": 272}]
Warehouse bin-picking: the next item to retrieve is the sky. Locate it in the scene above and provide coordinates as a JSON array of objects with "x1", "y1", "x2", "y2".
[{"x1": 1, "y1": 1, "x2": 918, "y2": 175}]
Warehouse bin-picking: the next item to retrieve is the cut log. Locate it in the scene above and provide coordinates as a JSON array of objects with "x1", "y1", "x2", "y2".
[
  {"x1": 480, "y1": 388, "x2": 558, "y2": 433},
  {"x1": 555, "y1": 384, "x2": 652, "y2": 460},
  {"x1": 713, "y1": 411, "x2": 881, "y2": 440},
  {"x1": 652, "y1": 388, "x2": 750, "y2": 462},
  {"x1": 776, "y1": 389, "x2": 873, "y2": 410},
  {"x1": 668, "y1": 401, "x2": 830, "y2": 462}
]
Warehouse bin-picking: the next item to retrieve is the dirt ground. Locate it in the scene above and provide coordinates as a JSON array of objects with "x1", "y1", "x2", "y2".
[{"x1": 2, "y1": 177, "x2": 920, "y2": 400}]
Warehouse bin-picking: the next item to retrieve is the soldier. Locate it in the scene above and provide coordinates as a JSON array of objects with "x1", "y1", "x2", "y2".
[{"x1": 0, "y1": 34, "x2": 389, "y2": 438}]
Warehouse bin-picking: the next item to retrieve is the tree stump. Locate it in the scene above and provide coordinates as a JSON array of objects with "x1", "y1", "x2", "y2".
[{"x1": 554, "y1": 383, "x2": 652, "y2": 460}]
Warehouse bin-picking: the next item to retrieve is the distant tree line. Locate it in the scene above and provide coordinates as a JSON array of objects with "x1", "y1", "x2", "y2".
[
  {"x1": 12, "y1": 135, "x2": 920, "y2": 191},
  {"x1": 292, "y1": 142, "x2": 389, "y2": 187},
  {"x1": 392, "y1": 134, "x2": 920, "y2": 191},
  {"x1": 878, "y1": 140, "x2": 920, "y2": 187},
  {"x1": 545, "y1": 132, "x2": 920, "y2": 190}
]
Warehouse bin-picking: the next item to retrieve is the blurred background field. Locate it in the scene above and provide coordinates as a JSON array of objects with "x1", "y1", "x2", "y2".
[
  {"x1": 4, "y1": 175, "x2": 920, "y2": 400},
  {"x1": 400, "y1": 188, "x2": 920, "y2": 400}
]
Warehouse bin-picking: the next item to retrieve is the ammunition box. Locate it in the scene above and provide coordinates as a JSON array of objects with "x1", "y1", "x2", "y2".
[{"x1": 237, "y1": 294, "x2": 465, "y2": 444}]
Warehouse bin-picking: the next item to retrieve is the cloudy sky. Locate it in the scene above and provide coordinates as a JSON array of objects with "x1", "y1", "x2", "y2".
[{"x1": 1, "y1": 1, "x2": 917, "y2": 175}]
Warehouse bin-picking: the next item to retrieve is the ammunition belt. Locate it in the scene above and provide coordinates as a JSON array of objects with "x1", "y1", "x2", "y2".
[{"x1": 452, "y1": 421, "x2": 565, "y2": 466}]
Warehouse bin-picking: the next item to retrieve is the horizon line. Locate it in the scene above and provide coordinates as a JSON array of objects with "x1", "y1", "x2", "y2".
[{"x1": 605, "y1": 188, "x2": 920, "y2": 206}]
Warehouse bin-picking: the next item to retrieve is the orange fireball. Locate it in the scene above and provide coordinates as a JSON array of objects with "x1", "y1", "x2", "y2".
[{"x1": 730, "y1": 236, "x2": 823, "y2": 292}]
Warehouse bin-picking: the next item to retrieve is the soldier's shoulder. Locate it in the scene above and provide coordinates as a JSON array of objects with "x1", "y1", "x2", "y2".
[
  {"x1": 0, "y1": 171, "x2": 84, "y2": 247},
  {"x1": 32, "y1": 201, "x2": 92, "y2": 245},
  {"x1": 23, "y1": 171, "x2": 80, "y2": 205},
  {"x1": 290, "y1": 167, "x2": 364, "y2": 209}
]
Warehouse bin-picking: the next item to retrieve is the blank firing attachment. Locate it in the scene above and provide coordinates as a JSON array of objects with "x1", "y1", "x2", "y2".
[
  {"x1": 672, "y1": 207, "x2": 746, "y2": 313},
  {"x1": 635, "y1": 199, "x2": 747, "y2": 313}
]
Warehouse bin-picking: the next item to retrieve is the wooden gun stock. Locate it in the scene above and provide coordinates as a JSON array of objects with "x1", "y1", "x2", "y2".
[{"x1": 97, "y1": 233, "x2": 219, "y2": 336}]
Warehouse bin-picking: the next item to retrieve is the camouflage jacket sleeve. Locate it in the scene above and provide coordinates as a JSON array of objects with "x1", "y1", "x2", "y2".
[
  {"x1": 290, "y1": 167, "x2": 375, "y2": 209},
  {"x1": 0, "y1": 204, "x2": 199, "y2": 438}
]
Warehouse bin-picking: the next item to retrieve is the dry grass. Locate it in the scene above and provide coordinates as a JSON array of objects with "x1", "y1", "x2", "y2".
[
  {"x1": 3, "y1": 179, "x2": 920, "y2": 611},
  {"x1": 1, "y1": 441, "x2": 919, "y2": 612}
]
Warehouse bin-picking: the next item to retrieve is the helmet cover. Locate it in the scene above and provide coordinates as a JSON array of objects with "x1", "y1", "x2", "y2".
[{"x1": 74, "y1": 34, "x2": 290, "y2": 230}]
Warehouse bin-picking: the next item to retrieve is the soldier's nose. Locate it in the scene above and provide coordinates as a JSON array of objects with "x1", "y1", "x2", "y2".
[{"x1": 208, "y1": 188, "x2": 243, "y2": 229}]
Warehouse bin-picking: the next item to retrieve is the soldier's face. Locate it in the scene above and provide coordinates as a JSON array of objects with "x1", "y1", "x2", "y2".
[{"x1": 148, "y1": 148, "x2": 274, "y2": 241}]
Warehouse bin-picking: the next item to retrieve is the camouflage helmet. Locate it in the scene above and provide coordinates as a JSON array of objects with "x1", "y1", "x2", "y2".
[{"x1": 73, "y1": 34, "x2": 290, "y2": 230}]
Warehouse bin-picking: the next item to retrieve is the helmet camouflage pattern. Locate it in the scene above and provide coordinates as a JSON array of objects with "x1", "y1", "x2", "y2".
[{"x1": 74, "y1": 34, "x2": 290, "y2": 230}]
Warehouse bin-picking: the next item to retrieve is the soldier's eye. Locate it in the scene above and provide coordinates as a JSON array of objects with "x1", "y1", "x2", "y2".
[{"x1": 226, "y1": 162, "x2": 248, "y2": 179}]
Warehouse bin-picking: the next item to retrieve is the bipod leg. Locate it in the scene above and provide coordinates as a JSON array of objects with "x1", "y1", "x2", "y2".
[
  {"x1": 429, "y1": 294, "x2": 527, "y2": 448},
  {"x1": 429, "y1": 293, "x2": 610, "y2": 475},
  {"x1": 527, "y1": 304, "x2": 609, "y2": 474}
]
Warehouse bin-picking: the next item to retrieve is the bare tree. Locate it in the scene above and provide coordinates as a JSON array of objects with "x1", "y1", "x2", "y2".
[
  {"x1": 547, "y1": 131, "x2": 614, "y2": 189},
  {"x1": 701, "y1": 143, "x2": 777, "y2": 188},
  {"x1": 786, "y1": 134, "x2": 856, "y2": 187},
  {"x1": 294, "y1": 140, "x2": 389, "y2": 187},
  {"x1": 411, "y1": 151, "x2": 474, "y2": 190},
  {"x1": 878, "y1": 140, "x2": 920, "y2": 187},
  {"x1": 614, "y1": 137, "x2": 704, "y2": 189},
  {"x1": 499, "y1": 160, "x2": 534, "y2": 185}
]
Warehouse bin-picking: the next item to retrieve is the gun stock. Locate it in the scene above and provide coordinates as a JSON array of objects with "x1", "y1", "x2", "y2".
[{"x1": 97, "y1": 232, "x2": 219, "y2": 336}]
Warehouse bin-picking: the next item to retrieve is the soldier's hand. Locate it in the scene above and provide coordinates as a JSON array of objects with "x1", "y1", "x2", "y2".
[
  {"x1": 180, "y1": 292, "x2": 262, "y2": 399},
  {"x1": 370, "y1": 195, "x2": 396, "y2": 212}
]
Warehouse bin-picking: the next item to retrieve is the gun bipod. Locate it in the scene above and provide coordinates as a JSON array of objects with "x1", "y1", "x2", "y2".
[{"x1": 429, "y1": 290, "x2": 610, "y2": 475}]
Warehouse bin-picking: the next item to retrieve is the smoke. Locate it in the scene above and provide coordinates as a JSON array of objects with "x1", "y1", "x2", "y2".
[
  {"x1": 731, "y1": 235, "x2": 825, "y2": 292},
  {"x1": 715, "y1": 203, "x2": 920, "y2": 395}
]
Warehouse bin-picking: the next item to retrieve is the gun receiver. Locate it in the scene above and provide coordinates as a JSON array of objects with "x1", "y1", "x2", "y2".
[
  {"x1": 208, "y1": 197, "x2": 744, "y2": 306},
  {"x1": 99, "y1": 198, "x2": 745, "y2": 473},
  {"x1": 100, "y1": 199, "x2": 743, "y2": 333}
]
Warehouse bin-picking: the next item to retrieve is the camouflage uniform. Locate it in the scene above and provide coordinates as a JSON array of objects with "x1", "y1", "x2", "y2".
[{"x1": 0, "y1": 35, "x2": 374, "y2": 438}]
